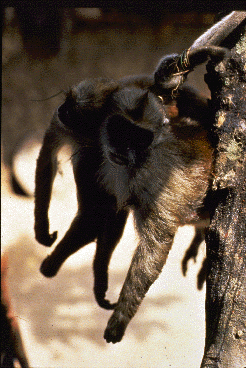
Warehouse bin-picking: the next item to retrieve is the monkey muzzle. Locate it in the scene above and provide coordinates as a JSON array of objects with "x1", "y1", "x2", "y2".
[{"x1": 101, "y1": 114, "x2": 154, "y2": 168}]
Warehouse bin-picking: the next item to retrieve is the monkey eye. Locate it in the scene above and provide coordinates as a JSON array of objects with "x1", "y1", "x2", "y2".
[{"x1": 158, "y1": 95, "x2": 164, "y2": 103}]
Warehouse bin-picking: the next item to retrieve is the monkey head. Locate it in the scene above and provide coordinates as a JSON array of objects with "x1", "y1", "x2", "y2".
[{"x1": 100, "y1": 86, "x2": 170, "y2": 168}]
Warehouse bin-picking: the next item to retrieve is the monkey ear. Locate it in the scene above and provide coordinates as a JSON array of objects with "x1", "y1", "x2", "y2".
[{"x1": 129, "y1": 90, "x2": 149, "y2": 120}]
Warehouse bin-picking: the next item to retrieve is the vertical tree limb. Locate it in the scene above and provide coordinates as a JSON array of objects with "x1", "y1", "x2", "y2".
[{"x1": 201, "y1": 20, "x2": 246, "y2": 368}]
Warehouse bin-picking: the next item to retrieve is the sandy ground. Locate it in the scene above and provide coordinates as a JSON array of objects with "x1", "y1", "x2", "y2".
[{"x1": 2, "y1": 145, "x2": 206, "y2": 368}]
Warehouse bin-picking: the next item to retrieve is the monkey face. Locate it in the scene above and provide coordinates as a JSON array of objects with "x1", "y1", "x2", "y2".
[
  {"x1": 101, "y1": 86, "x2": 170, "y2": 168},
  {"x1": 57, "y1": 78, "x2": 118, "y2": 140},
  {"x1": 101, "y1": 114, "x2": 154, "y2": 167}
]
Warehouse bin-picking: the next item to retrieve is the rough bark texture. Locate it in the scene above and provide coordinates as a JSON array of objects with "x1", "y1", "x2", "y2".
[{"x1": 201, "y1": 23, "x2": 246, "y2": 368}]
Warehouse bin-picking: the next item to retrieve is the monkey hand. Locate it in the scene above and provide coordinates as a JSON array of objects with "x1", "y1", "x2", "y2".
[
  {"x1": 104, "y1": 311, "x2": 128, "y2": 343},
  {"x1": 94, "y1": 287, "x2": 117, "y2": 310},
  {"x1": 96, "y1": 296, "x2": 117, "y2": 310},
  {"x1": 35, "y1": 221, "x2": 58, "y2": 247}
]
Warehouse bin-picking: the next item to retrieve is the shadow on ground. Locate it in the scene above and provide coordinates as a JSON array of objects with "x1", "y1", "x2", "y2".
[{"x1": 7, "y1": 236, "x2": 182, "y2": 349}]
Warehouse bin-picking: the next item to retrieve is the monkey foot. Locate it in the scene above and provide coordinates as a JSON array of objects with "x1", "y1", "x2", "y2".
[
  {"x1": 40, "y1": 256, "x2": 60, "y2": 278},
  {"x1": 104, "y1": 312, "x2": 128, "y2": 343}
]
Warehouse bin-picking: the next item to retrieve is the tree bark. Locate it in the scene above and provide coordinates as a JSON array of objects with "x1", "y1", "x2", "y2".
[{"x1": 201, "y1": 21, "x2": 246, "y2": 368}]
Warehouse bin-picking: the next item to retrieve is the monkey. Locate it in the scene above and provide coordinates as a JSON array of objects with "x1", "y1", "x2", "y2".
[
  {"x1": 101, "y1": 80, "x2": 214, "y2": 344},
  {"x1": 34, "y1": 47, "x2": 224, "y2": 326},
  {"x1": 34, "y1": 12, "x2": 246, "y2": 343}
]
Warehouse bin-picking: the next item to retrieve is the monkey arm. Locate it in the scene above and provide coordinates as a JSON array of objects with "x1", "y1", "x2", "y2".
[
  {"x1": 154, "y1": 11, "x2": 246, "y2": 92},
  {"x1": 190, "y1": 11, "x2": 246, "y2": 49},
  {"x1": 34, "y1": 111, "x2": 67, "y2": 246}
]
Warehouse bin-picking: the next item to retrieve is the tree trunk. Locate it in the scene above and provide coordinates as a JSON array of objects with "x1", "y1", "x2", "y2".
[{"x1": 201, "y1": 21, "x2": 246, "y2": 368}]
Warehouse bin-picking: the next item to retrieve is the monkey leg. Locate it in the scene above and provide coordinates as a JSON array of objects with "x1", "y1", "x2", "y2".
[
  {"x1": 34, "y1": 157, "x2": 59, "y2": 247},
  {"x1": 93, "y1": 209, "x2": 128, "y2": 310},
  {"x1": 104, "y1": 231, "x2": 174, "y2": 343},
  {"x1": 34, "y1": 118, "x2": 64, "y2": 247},
  {"x1": 40, "y1": 212, "x2": 99, "y2": 278}
]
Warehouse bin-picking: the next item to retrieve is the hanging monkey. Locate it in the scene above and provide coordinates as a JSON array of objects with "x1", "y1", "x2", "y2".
[{"x1": 34, "y1": 11, "x2": 245, "y2": 343}]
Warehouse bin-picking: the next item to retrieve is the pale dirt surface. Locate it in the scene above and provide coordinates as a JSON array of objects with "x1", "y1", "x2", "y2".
[{"x1": 2, "y1": 148, "x2": 206, "y2": 368}]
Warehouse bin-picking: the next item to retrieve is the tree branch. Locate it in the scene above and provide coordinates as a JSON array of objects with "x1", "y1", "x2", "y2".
[{"x1": 201, "y1": 18, "x2": 246, "y2": 368}]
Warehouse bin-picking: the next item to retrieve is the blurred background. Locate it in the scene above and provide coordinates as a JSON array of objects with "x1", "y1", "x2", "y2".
[{"x1": 2, "y1": 6, "x2": 221, "y2": 367}]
